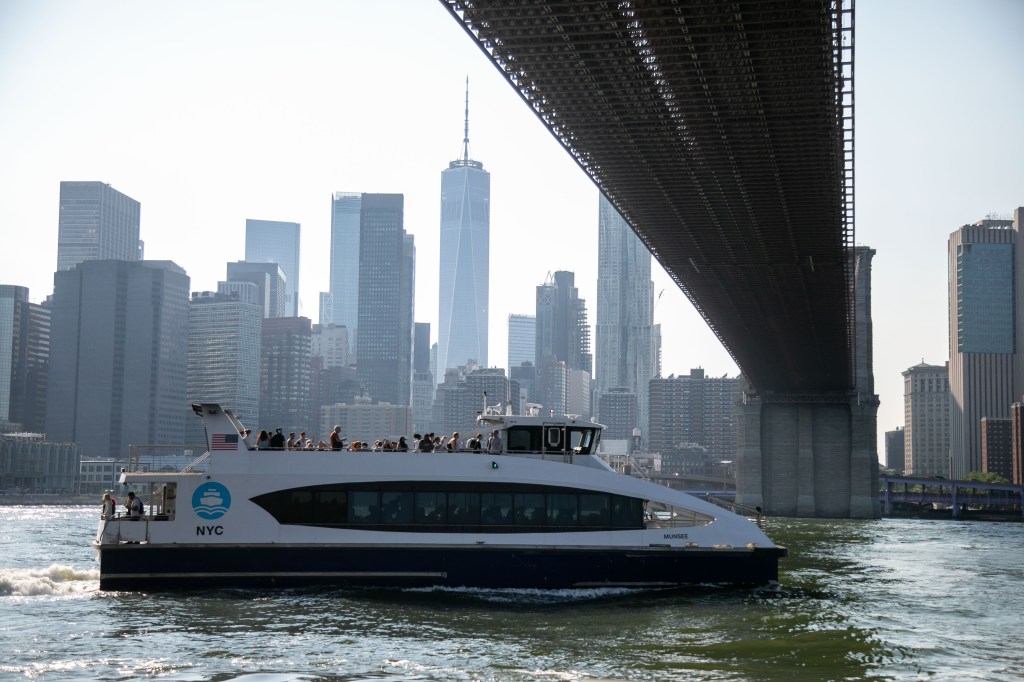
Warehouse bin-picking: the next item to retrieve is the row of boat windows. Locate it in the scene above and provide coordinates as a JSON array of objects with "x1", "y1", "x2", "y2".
[{"x1": 251, "y1": 482, "x2": 645, "y2": 532}]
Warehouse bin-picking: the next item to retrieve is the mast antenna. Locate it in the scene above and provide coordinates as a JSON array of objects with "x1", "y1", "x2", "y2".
[{"x1": 463, "y1": 76, "x2": 470, "y2": 162}]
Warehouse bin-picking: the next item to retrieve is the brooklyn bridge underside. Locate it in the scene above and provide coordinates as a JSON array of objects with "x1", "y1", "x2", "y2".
[{"x1": 442, "y1": 0, "x2": 878, "y2": 518}]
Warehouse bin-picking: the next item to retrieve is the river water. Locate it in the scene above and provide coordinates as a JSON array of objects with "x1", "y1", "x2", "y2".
[{"x1": 1, "y1": 506, "x2": 1022, "y2": 681}]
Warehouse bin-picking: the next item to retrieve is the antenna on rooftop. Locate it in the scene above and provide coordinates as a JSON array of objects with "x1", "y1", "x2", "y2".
[{"x1": 462, "y1": 76, "x2": 470, "y2": 163}]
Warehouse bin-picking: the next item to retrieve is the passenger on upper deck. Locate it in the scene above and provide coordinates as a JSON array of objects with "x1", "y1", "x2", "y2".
[
  {"x1": 101, "y1": 492, "x2": 115, "y2": 518},
  {"x1": 126, "y1": 492, "x2": 143, "y2": 519},
  {"x1": 269, "y1": 428, "x2": 285, "y2": 449},
  {"x1": 330, "y1": 425, "x2": 345, "y2": 450},
  {"x1": 256, "y1": 430, "x2": 271, "y2": 449},
  {"x1": 487, "y1": 429, "x2": 504, "y2": 454}
]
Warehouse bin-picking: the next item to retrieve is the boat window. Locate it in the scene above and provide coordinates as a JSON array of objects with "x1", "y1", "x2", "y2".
[
  {"x1": 547, "y1": 493, "x2": 577, "y2": 527},
  {"x1": 506, "y1": 426, "x2": 541, "y2": 452},
  {"x1": 448, "y1": 491, "x2": 480, "y2": 525},
  {"x1": 568, "y1": 428, "x2": 594, "y2": 454},
  {"x1": 579, "y1": 493, "x2": 610, "y2": 527},
  {"x1": 381, "y1": 491, "x2": 414, "y2": 524},
  {"x1": 514, "y1": 492, "x2": 545, "y2": 525},
  {"x1": 415, "y1": 491, "x2": 447, "y2": 524},
  {"x1": 480, "y1": 492, "x2": 513, "y2": 525},
  {"x1": 611, "y1": 496, "x2": 644, "y2": 527},
  {"x1": 349, "y1": 491, "x2": 378, "y2": 524},
  {"x1": 545, "y1": 426, "x2": 562, "y2": 450}
]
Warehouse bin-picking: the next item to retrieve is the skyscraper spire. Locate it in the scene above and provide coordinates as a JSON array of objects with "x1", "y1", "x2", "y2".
[{"x1": 462, "y1": 76, "x2": 470, "y2": 163}]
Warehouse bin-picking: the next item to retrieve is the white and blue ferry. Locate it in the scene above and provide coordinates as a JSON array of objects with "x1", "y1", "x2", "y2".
[{"x1": 94, "y1": 403, "x2": 785, "y2": 590}]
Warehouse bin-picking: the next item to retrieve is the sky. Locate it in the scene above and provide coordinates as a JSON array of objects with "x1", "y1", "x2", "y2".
[{"x1": 1, "y1": 0, "x2": 1023, "y2": 459}]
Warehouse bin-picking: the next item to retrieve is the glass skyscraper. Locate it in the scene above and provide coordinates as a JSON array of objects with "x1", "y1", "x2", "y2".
[
  {"x1": 507, "y1": 314, "x2": 536, "y2": 372},
  {"x1": 46, "y1": 260, "x2": 190, "y2": 459},
  {"x1": 328, "y1": 192, "x2": 362, "y2": 338},
  {"x1": 56, "y1": 181, "x2": 141, "y2": 272},
  {"x1": 595, "y1": 194, "x2": 659, "y2": 438},
  {"x1": 947, "y1": 210, "x2": 1023, "y2": 477},
  {"x1": 438, "y1": 84, "x2": 490, "y2": 373},
  {"x1": 244, "y1": 219, "x2": 301, "y2": 317},
  {"x1": 356, "y1": 194, "x2": 414, "y2": 406}
]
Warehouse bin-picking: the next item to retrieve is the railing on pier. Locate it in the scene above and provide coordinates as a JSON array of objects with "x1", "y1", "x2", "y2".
[{"x1": 880, "y1": 475, "x2": 1024, "y2": 519}]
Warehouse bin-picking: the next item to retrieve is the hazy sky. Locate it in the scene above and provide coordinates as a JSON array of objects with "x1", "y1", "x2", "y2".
[{"x1": 1, "y1": 1, "x2": 1022, "y2": 459}]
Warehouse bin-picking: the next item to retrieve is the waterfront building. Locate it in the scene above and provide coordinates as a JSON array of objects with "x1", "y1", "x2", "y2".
[
  {"x1": 1012, "y1": 402, "x2": 1024, "y2": 485},
  {"x1": 0, "y1": 286, "x2": 50, "y2": 433},
  {"x1": 356, "y1": 194, "x2": 414, "y2": 407},
  {"x1": 46, "y1": 260, "x2": 189, "y2": 459},
  {"x1": 225, "y1": 261, "x2": 288, "y2": 318},
  {"x1": 980, "y1": 417, "x2": 1012, "y2": 480},
  {"x1": 438, "y1": 83, "x2": 491, "y2": 374},
  {"x1": 884, "y1": 427, "x2": 905, "y2": 474},
  {"x1": 0, "y1": 434, "x2": 79, "y2": 494},
  {"x1": 947, "y1": 209, "x2": 1024, "y2": 477},
  {"x1": 186, "y1": 288, "x2": 262, "y2": 445},
  {"x1": 595, "y1": 194, "x2": 659, "y2": 442},
  {"x1": 327, "y1": 192, "x2": 361, "y2": 342},
  {"x1": 260, "y1": 317, "x2": 312, "y2": 437},
  {"x1": 648, "y1": 369, "x2": 742, "y2": 458},
  {"x1": 244, "y1": 219, "x2": 301, "y2": 317},
  {"x1": 56, "y1": 181, "x2": 141, "y2": 272},
  {"x1": 319, "y1": 400, "x2": 411, "y2": 446},
  {"x1": 535, "y1": 271, "x2": 591, "y2": 418},
  {"x1": 901, "y1": 361, "x2": 950, "y2": 476}
]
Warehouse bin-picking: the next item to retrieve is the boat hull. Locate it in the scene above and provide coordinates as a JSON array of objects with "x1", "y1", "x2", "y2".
[{"x1": 98, "y1": 543, "x2": 784, "y2": 591}]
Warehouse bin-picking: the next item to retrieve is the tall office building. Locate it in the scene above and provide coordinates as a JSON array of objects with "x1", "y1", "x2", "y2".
[
  {"x1": 884, "y1": 427, "x2": 905, "y2": 474},
  {"x1": 356, "y1": 194, "x2": 414, "y2": 406},
  {"x1": 507, "y1": 314, "x2": 536, "y2": 372},
  {"x1": 245, "y1": 219, "x2": 300, "y2": 317},
  {"x1": 438, "y1": 82, "x2": 491, "y2": 374},
  {"x1": 594, "y1": 194, "x2": 659, "y2": 439},
  {"x1": 535, "y1": 271, "x2": 591, "y2": 418},
  {"x1": 947, "y1": 209, "x2": 1023, "y2": 477},
  {"x1": 46, "y1": 260, "x2": 189, "y2": 459},
  {"x1": 902, "y1": 361, "x2": 950, "y2": 476},
  {"x1": 327, "y1": 192, "x2": 362, "y2": 339},
  {"x1": 226, "y1": 261, "x2": 288, "y2": 319},
  {"x1": 56, "y1": 181, "x2": 141, "y2": 272},
  {"x1": 186, "y1": 288, "x2": 262, "y2": 445},
  {"x1": 412, "y1": 322, "x2": 434, "y2": 434},
  {"x1": 260, "y1": 317, "x2": 313, "y2": 436}
]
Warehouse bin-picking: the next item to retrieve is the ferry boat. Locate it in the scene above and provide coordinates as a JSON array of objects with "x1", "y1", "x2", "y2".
[{"x1": 94, "y1": 403, "x2": 786, "y2": 590}]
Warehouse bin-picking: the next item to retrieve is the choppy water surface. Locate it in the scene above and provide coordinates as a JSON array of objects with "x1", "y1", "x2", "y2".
[{"x1": 1, "y1": 506, "x2": 1022, "y2": 681}]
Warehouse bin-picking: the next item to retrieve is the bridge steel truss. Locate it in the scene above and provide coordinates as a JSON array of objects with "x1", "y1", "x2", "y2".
[{"x1": 441, "y1": 0, "x2": 856, "y2": 396}]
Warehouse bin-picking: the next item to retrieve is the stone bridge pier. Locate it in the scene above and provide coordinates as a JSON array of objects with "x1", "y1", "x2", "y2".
[{"x1": 736, "y1": 394, "x2": 880, "y2": 519}]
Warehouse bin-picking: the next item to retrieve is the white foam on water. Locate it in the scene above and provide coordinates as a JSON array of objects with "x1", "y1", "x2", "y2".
[
  {"x1": 401, "y1": 584, "x2": 651, "y2": 604},
  {"x1": 0, "y1": 563, "x2": 99, "y2": 597}
]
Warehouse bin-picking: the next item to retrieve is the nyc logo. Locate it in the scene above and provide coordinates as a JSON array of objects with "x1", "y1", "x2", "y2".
[{"x1": 192, "y1": 482, "x2": 232, "y2": 520}]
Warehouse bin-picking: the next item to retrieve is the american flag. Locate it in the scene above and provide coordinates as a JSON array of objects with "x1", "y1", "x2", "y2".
[{"x1": 211, "y1": 433, "x2": 239, "y2": 451}]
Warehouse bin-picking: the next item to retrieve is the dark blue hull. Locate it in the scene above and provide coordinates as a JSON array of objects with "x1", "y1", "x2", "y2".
[{"x1": 98, "y1": 543, "x2": 785, "y2": 591}]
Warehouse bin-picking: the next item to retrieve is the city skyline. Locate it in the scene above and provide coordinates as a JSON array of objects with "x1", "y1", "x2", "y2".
[{"x1": 1, "y1": 1, "x2": 1023, "y2": 459}]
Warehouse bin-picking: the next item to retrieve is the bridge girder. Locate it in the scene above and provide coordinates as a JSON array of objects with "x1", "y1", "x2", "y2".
[{"x1": 441, "y1": 0, "x2": 856, "y2": 394}]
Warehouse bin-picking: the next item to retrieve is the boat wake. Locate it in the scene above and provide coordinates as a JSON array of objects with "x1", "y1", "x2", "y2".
[
  {"x1": 0, "y1": 564, "x2": 99, "y2": 597},
  {"x1": 401, "y1": 584, "x2": 653, "y2": 604}
]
